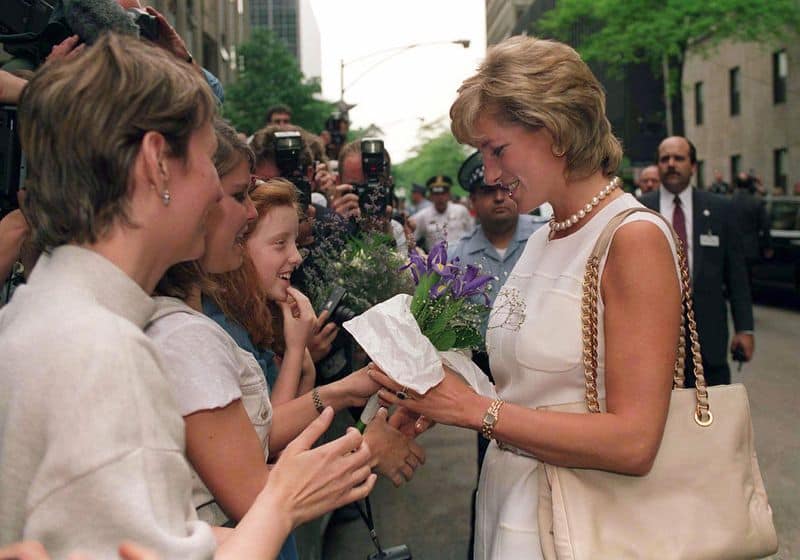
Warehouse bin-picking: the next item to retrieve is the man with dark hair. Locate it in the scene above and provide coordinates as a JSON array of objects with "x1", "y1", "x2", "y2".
[
  {"x1": 639, "y1": 136, "x2": 754, "y2": 386},
  {"x1": 638, "y1": 165, "x2": 660, "y2": 195},
  {"x1": 264, "y1": 104, "x2": 292, "y2": 128}
]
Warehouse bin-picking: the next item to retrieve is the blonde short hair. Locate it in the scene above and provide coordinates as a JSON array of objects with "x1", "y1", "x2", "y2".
[
  {"x1": 18, "y1": 33, "x2": 216, "y2": 251},
  {"x1": 450, "y1": 35, "x2": 622, "y2": 180}
]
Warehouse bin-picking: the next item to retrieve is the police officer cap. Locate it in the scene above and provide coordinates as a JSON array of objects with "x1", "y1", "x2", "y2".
[
  {"x1": 426, "y1": 175, "x2": 452, "y2": 194},
  {"x1": 458, "y1": 151, "x2": 486, "y2": 192}
]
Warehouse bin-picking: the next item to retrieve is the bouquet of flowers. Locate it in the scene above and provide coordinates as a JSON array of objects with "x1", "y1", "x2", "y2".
[
  {"x1": 344, "y1": 240, "x2": 498, "y2": 401},
  {"x1": 302, "y1": 222, "x2": 415, "y2": 316},
  {"x1": 403, "y1": 241, "x2": 491, "y2": 351}
]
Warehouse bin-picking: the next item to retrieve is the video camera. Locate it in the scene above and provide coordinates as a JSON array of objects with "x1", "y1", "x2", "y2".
[
  {"x1": 324, "y1": 111, "x2": 348, "y2": 160},
  {"x1": 0, "y1": 106, "x2": 26, "y2": 220},
  {"x1": 1, "y1": 0, "x2": 159, "y2": 68},
  {"x1": 353, "y1": 138, "x2": 392, "y2": 216},
  {"x1": 273, "y1": 131, "x2": 312, "y2": 210}
]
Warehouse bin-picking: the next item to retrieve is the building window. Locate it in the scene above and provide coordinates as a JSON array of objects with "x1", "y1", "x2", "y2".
[
  {"x1": 694, "y1": 82, "x2": 704, "y2": 125},
  {"x1": 696, "y1": 160, "x2": 705, "y2": 190},
  {"x1": 729, "y1": 67, "x2": 741, "y2": 116},
  {"x1": 730, "y1": 155, "x2": 741, "y2": 181},
  {"x1": 774, "y1": 148, "x2": 788, "y2": 191},
  {"x1": 773, "y1": 50, "x2": 788, "y2": 104}
]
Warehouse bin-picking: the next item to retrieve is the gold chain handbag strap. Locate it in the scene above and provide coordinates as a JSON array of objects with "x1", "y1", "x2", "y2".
[{"x1": 581, "y1": 207, "x2": 712, "y2": 426}]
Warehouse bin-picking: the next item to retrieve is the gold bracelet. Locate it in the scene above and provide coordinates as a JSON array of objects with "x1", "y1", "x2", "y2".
[
  {"x1": 480, "y1": 399, "x2": 504, "y2": 440},
  {"x1": 312, "y1": 387, "x2": 325, "y2": 414}
]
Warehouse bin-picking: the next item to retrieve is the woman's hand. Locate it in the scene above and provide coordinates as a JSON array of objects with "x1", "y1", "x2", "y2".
[
  {"x1": 262, "y1": 407, "x2": 376, "y2": 527},
  {"x1": 335, "y1": 364, "x2": 381, "y2": 407},
  {"x1": 364, "y1": 408, "x2": 426, "y2": 487},
  {"x1": 278, "y1": 287, "x2": 317, "y2": 352},
  {"x1": 368, "y1": 365, "x2": 486, "y2": 429}
]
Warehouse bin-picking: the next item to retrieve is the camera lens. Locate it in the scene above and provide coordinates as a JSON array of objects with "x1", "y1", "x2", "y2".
[{"x1": 332, "y1": 305, "x2": 356, "y2": 325}]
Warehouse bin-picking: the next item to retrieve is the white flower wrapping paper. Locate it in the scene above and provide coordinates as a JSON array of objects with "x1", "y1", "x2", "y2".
[{"x1": 343, "y1": 294, "x2": 497, "y2": 399}]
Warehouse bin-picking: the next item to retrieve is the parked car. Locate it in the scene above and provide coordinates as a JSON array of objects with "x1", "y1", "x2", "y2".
[{"x1": 750, "y1": 196, "x2": 800, "y2": 298}]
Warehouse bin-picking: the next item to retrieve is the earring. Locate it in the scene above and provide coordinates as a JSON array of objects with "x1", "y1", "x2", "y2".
[
  {"x1": 161, "y1": 190, "x2": 171, "y2": 206},
  {"x1": 553, "y1": 147, "x2": 566, "y2": 158}
]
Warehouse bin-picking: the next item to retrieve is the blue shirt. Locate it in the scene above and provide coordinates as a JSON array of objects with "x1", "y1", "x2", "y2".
[
  {"x1": 202, "y1": 298, "x2": 281, "y2": 389},
  {"x1": 201, "y1": 297, "x2": 298, "y2": 560},
  {"x1": 450, "y1": 214, "x2": 544, "y2": 337}
]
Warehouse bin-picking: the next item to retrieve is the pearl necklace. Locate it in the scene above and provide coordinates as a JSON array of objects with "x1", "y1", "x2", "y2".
[{"x1": 549, "y1": 176, "x2": 620, "y2": 238}]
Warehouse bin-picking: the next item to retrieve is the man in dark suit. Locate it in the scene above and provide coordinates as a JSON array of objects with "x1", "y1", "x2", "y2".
[{"x1": 639, "y1": 136, "x2": 754, "y2": 386}]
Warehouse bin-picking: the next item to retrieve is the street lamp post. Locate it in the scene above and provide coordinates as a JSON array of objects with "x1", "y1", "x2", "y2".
[{"x1": 338, "y1": 39, "x2": 470, "y2": 112}]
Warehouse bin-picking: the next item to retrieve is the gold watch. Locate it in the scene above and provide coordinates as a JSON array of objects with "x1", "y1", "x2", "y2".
[{"x1": 481, "y1": 399, "x2": 504, "y2": 440}]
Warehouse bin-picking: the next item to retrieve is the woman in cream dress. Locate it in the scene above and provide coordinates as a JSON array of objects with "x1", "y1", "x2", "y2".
[{"x1": 370, "y1": 36, "x2": 682, "y2": 558}]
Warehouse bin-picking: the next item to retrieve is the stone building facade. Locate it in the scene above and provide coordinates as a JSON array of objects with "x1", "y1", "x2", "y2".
[{"x1": 683, "y1": 37, "x2": 799, "y2": 193}]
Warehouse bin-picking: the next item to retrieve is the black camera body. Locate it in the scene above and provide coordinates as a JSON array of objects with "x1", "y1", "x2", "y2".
[
  {"x1": 353, "y1": 138, "x2": 391, "y2": 215},
  {"x1": 319, "y1": 286, "x2": 355, "y2": 326},
  {"x1": 273, "y1": 131, "x2": 311, "y2": 210},
  {"x1": 0, "y1": 106, "x2": 26, "y2": 219}
]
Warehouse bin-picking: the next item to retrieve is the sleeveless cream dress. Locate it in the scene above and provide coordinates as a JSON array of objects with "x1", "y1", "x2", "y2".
[{"x1": 476, "y1": 194, "x2": 678, "y2": 559}]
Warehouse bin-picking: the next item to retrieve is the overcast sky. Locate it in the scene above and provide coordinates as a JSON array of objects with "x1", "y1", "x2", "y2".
[{"x1": 310, "y1": 0, "x2": 486, "y2": 163}]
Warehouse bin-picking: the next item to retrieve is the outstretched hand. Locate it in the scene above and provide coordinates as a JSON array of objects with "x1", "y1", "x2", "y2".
[
  {"x1": 364, "y1": 407, "x2": 426, "y2": 487},
  {"x1": 263, "y1": 407, "x2": 376, "y2": 527}
]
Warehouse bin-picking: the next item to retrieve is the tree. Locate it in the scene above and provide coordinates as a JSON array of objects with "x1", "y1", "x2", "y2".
[
  {"x1": 393, "y1": 123, "x2": 470, "y2": 198},
  {"x1": 538, "y1": 0, "x2": 800, "y2": 135},
  {"x1": 223, "y1": 29, "x2": 336, "y2": 135}
]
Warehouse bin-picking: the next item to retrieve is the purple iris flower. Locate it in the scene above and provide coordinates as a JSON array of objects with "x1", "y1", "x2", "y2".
[
  {"x1": 429, "y1": 279, "x2": 450, "y2": 299},
  {"x1": 452, "y1": 264, "x2": 493, "y2": 305},
  {"x1": 427, "y1": 241, "x2": 448, "y2": 273},
  {"x1": 399, "y1": 252, "x2": 429, "y2": 285}
]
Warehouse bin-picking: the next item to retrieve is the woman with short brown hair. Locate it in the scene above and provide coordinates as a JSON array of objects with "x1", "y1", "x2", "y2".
[{"x1": 371, "y1": 35, "x2": 682, "y2": 558}]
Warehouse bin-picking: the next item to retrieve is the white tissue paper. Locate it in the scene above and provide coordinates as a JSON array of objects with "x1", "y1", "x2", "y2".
[
  {"x1": 343, "y1": 294, "x2": 442, "y2": 393},
  {"x1": 343, "y1": 294, "x2": 497, "y2": 399},
  {"x1": 439, "y1": 350, "x2": 497, "y2": 400}
]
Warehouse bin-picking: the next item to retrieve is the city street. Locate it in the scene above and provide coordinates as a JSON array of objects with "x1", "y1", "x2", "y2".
[{"x1": 324, "y1": 303, "x2": 800, "y2": 559}]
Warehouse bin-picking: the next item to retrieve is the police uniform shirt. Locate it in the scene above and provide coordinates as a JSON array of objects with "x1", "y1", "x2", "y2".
[{"x1": 412, "y1": 202, "x2": 475, "y2": 249}]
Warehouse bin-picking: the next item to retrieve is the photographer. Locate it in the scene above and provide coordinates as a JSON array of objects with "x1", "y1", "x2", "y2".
[
  {"x1": 322, "y1": 111, "x2": 349, "y2": 160},
  {"x1": 334, "y1": 138, "x2": 410, "y2": 254}
]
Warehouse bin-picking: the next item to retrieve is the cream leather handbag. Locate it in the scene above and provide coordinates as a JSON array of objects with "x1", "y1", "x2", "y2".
[{"x1": 537, "y1": 208, "x2": 778, "y2": 560}]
